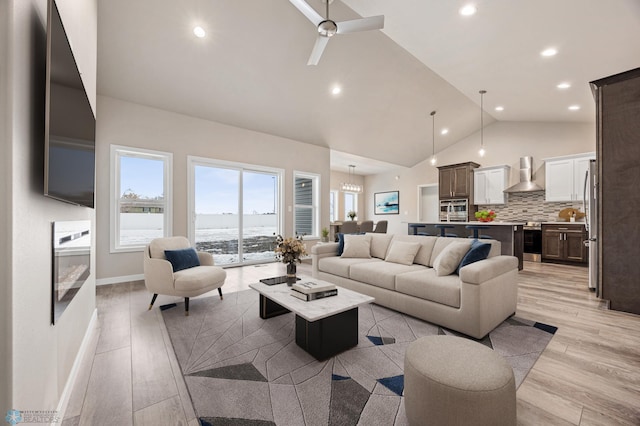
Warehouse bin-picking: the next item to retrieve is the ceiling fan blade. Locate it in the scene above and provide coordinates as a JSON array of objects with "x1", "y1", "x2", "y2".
[
  {"x1": 307, "y1": 36, "x2": 330, "y2": 66},
  {"x1": 289, "y1": 0, "x2": 323, "y2": 26},
  {"x1": 336, "y1": 15, "x2": 384, "y2": 34}
]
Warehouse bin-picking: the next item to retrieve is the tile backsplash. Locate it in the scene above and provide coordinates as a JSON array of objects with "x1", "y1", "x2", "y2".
[{"x1": 478, "y1": 192, "x2": 584, "y2": 222}]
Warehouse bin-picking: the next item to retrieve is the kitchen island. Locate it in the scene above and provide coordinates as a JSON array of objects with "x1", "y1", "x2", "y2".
[{"x1": 407, "y1": 222, "x2": 524, "y2": 270}]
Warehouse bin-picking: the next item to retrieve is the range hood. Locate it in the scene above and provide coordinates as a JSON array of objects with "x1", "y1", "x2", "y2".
[{"x1": 504, "y1": 156, "x2": 544, "y2": 193}]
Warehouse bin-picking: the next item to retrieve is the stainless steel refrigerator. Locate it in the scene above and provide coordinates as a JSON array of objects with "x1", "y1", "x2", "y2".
[{"x1": 583, "y1": 159, "x2": 599, "y2": 295}]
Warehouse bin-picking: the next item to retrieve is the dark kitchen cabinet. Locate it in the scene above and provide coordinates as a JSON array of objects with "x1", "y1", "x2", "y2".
[
  {"x1": 438, "y1": 162, "x2": 480, "y2": 199},
  {"x1": 591, "y1": 67, "x2": 640, "y2": 315},
  {"x1": 541, "y1": 224, "x2": 588, "y2": 265}
]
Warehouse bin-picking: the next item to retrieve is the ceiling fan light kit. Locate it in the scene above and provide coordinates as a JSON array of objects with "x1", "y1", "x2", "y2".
[{"x1": 289, "y1": 0, "x2": 385, "y2": 65}]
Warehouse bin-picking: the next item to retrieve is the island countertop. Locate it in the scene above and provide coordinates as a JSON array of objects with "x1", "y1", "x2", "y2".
[
  {"x1": 422, "y1": 221, "x2": 524, "y2": 226},
  {"x1": 408, "y1": 222, "x2": 524, "y2": 270}
]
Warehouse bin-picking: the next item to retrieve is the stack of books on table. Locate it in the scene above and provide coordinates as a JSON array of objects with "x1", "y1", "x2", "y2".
[{"x1": 290, "y1": 281, "x2": 338, "y2": 301}]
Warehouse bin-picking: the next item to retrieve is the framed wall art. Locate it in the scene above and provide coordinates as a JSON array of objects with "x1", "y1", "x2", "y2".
[{"x1": 374, "y1": 191, "x2": 399, "y2": 215}]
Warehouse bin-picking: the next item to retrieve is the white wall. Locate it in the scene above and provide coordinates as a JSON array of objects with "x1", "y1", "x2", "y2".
[
  {"x1": 0, "y1": 0, "x2": 11, "y2": 414},
  {"x1": 96, "y1": 96, "x2": 331, "y2": 280},
  {"x1": 4, "y1": 0, "x2": 97, "y2": 414},
  {"x1": 365, "y1": 121, "x2": 596, "y2": 235}
]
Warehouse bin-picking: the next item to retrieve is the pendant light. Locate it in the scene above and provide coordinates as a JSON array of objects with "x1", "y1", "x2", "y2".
[
  {"x1": 430, "y1": 110, "x2": 437, "y2": 166},
  {"x1": 340, "y1": 165, "x2": 362, "y2": 193},
  {"x1": 479, "y1": 90, "x2": 487, "y2": 157}
]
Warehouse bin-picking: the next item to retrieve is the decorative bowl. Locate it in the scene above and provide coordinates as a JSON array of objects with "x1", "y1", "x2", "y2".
[{"x1": 478, "y1": 217, "x2": 494, "y2": 222}]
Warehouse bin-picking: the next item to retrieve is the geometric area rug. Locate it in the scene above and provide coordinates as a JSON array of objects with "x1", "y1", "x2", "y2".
[{"x1": 160, "y1": 289, "x2": 557, "y2": 426}]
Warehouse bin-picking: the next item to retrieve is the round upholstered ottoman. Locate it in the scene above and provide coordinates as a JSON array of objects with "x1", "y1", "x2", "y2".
[{"x1": 404, "y1": 335, "x2": 516, "y2": 426}]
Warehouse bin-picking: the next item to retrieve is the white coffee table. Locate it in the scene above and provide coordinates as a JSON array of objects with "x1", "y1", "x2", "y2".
[{"x1": 249, "y1": 276, "x2": 375, "y2": 360}]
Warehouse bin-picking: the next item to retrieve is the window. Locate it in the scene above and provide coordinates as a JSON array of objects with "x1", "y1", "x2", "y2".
[
  {"x1": 187, "y1": 156, "x2": 282, "y2": 266},
  {"x1": 110, "y1": 145, "x2": 172, "y2": 252},
  {"x1": 294, "y1": 172, "x2": 320, "y2": 238},
  {"x1": 329, "y1": 190, "x2": 338, "y2": 222},
  {"x1": 344, "y1": 192, "x2": 358, "y2": 220}
]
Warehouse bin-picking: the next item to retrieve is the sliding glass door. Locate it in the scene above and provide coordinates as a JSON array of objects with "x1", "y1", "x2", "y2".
[{"x1": 189, "y1": 157, "x2": 281, "y2": 266}]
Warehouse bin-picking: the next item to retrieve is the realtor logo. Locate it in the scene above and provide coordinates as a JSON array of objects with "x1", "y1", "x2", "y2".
[{"x1": 5, "y1": 410, "x2": 22, "y2": 425}]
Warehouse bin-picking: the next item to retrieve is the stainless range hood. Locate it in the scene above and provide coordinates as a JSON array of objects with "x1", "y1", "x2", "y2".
[{"x1": 504, "y1": 156, "x2": 544, "y2": 193}]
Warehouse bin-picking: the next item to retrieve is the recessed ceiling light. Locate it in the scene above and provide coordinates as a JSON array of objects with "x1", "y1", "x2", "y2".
[
  {"x1": 440, "y1": 128, "x2": 449, "y2": 135},
  {"x1": 495, "y1": 106, "x2": 504, "y2": 111},
  {"x1": 459, "y1": 4, "x2": 477, "y2": 16},
  {"x1": 331, "y1": 86, "x2": 342, "y2": 95},
  {"x1": 568, "y1": 105, "x2": 580, "y2": 111},
  {"x1": 557, "y1": 82, "x2": 571, "y2": 89},
  {"x1": 541, "y1": 47, "x2": 557, "y2": 57},
  {"x1": 193, "y1": 26, "x2": 206, "y2": 38}
]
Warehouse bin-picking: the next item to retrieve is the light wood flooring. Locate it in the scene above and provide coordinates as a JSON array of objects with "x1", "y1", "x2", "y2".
[{"x1": 61, "y1": 261, "x2": 640, "y2": 425}]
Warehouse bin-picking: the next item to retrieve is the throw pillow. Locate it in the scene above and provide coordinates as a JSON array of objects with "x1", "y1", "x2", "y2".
[
  {"x1": 368, "y1": 233, "x2": 394, "y2": 259},
  {"x1": 337, "y1": 233, "x2": 346, "y2": 256},
  {"x1": 433, "y1": 240, "x2": 473, "y2": 276},
  {"x1": 385, "y1": 241, "x2": 422, "y2": 266},
  {"x1": 341, "y1": 234, "x2": 372, "y2": 258},
  {"x1": 164, "y1": 247, "x2": 201, "y2": 272},
  {"x1": 456, "y1": 240, "x2": 492, "y2": 274}
]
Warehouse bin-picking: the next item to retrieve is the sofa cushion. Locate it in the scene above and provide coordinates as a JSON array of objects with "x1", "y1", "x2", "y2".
[
  {"x1": 174, "y1": 265, "x2": 226, "y2": 292},
  {"x1": 350, "y1": 262, "x2": 426, "y2": 291},
  {"x1": 456, "y1": 240, "x2": 492, "y2": 274},
  {"x1": 318, "y1": 257, "x2": 382, "y2": 279},
  {"x1": 366, "y1": 233, "x2": 394, "y2": 259},
  {"x1": 433, "y1": 240, "x2": 473, "y2": 276},
  {"x1": 341, "y1": 234, "x2": 372, "y2": 258},
  {"x1": 149, "y1": 236, "x2": 190, "y2": 259},
  {"x1": 385, "y1": 241, "x2": 422, "y2": 265},
  {"x1": 395, "y1": 269, "x2": 461, "y2": 308}
]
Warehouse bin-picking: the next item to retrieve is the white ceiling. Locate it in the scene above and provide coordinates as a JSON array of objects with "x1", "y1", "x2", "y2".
[{"x1": 97, "y1": 0, "x2": 640, "y2": 175}]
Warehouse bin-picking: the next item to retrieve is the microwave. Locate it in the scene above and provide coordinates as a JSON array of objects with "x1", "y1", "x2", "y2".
[{"x1": 439, "y1": 199, "x2": 468, "y2": 222}]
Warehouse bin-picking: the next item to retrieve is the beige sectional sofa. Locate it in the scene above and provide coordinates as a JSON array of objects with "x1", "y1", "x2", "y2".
[{"x1": 311, "y1": 233, "x2": 519, "y2": 339}]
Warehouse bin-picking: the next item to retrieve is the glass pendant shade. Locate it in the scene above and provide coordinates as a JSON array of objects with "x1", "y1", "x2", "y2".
[
  {"x1": 340, "y1": 165, "x2": 362, "y2": 193},
  {"x1": 479, "y1": 90, "x2": 487, "y2": 157},
  {"x1": 430, "y1": 110, "x2": 437, "y2": 166}
]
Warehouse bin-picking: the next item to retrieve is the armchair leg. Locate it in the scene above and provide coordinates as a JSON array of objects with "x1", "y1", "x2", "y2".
[
  {"x1": 218, "y1": 288, "x2": 223, "y2": 300},
  {"x1": 185, "y1": 297, "x2": 189, "y2": 316},
  {"x1": 148, "y1": 294, "x2": 158, "y2": 310}
]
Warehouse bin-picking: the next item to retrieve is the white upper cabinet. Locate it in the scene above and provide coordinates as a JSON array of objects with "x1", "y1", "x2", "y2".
[
  {"x1": 544, "y1": 153, "x2": 595, "y2": 202},
  {"x1": 474, "y1": 165, "x2": 510, "y2": 205}
]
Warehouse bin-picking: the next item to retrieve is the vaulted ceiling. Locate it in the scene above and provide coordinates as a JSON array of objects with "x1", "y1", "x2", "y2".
[{"x1": 97, "y1": 0, "x2": 640, "y2": 174}]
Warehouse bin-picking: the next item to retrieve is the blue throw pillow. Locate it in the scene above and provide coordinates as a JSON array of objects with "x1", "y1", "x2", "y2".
[
  {"x1": 164, "y1": 248, "x2": 200, "y2": 272},
  {"x1": 337, "y1": 233, "x2": 345, "y2": 256},
  {"x1": 456, "y1": 240, "x2": 491, "y2": 274}
]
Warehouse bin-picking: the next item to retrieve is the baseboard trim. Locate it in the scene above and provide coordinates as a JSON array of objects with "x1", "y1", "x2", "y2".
[
  {"x1": 96, "y1": 273, "x2": 144, "y2": 286},
  {"x1": 54, "y1": 308, "x2": 98, "y2": 425}
]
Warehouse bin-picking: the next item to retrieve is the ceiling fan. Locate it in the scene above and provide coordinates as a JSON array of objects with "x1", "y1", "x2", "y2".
[{"x1": 289, "y1": 0, "x2": 384, "y2": 65}]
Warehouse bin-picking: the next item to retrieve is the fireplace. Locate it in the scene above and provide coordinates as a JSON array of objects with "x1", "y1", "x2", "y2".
[{"x1": 52, "y1": 220, "x2": 91, "y2": 324}]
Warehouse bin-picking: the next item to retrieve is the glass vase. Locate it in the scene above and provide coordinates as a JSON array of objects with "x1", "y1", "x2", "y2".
[{"x1": 286, "y1": 262, "x2": 297, "y2": 285}]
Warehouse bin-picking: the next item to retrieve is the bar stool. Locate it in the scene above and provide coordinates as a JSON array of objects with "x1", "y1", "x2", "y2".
[
  {"x1": 435, "y1": 224, "x2": 457, "y2": 238},
  {"x1": 466, "y1": 225, "x2": 492, "y2": 240},
  {"x1": 408, "y1": 224, "x2": 429, "y2": 236}
]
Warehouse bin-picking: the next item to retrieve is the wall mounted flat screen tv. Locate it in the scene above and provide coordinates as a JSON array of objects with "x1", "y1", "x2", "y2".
[{"x1": 44, "y1": 0, "x2": 96, "y2": 208}]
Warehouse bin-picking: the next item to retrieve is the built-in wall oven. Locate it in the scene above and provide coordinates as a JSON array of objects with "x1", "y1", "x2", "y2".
[
  {"x1": 523, "y1": 222, "x2": 542, "y2": 262},
  {"x1": 439, "y1": 199, "x2": 468, "y2": 222}
]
